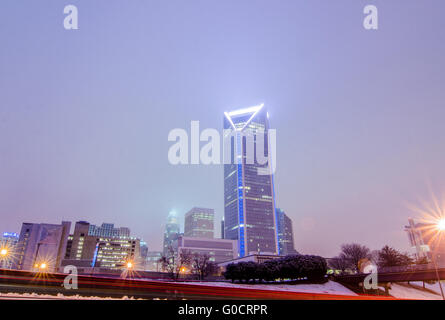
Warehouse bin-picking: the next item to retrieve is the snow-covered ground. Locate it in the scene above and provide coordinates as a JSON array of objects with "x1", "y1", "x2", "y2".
[
  {"x1": 382, "y1": 283, "x2": 442, "y2": 300},
  {"x1": 0, "y1": 281, "x2": 357, "y2": 299},
  {"x1": 411, "y1": 281, "x2": 445, "y2": 297},
  {"x1": 183, "y1": 280, "x2": 357, "y2": 296}
]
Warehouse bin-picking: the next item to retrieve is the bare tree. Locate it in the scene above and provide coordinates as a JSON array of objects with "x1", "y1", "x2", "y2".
[
  {"x1": 159, "y1": 246, "x2": 192, "y2": 280},
  {"x1": 159, "y1": 246, "x2": 176, "y2": 278},
  {"x1": 191, "y1": 253, "x2": 218, "y2": 280},
  {"x1": 175, "y1": 249, "x2": 192, "y2": 281},
  {"x1": 339, "y1": 243, "x2": 371, "y2": 273}
]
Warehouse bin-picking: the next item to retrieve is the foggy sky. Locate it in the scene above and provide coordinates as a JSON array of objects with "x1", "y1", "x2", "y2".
[{"x1": 1, "y1": 0, "x2": 445, "y2": 257}]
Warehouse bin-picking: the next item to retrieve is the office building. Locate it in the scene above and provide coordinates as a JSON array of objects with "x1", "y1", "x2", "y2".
[
  {"x1": 184, "y1": 207, "x2": 214, "y2": 239},
  {"x1": 163, "y1": 210, "x2": 180, "y2": 255},
  {"x1": 88, "y1": 223, "x2": 130, "y2": 238},
  {"x1": 145, "y1": 251, "x2": 162, "y2": 272},
  {"x1": 92, "y1": 236, "x2": 140, "y2": 269},
  {"x1": 14, "y1": 221, "x2": 71, "y2": 272},
  {"x1": 176, "y1": 236, "x2": 237, "y2": 263},
  {"x1": 221, "y1": 219, "x2": 225, "y2": 239},
  {"x1": 63, "y1": 221, "x2": 140, "y2": 271},
  {"x1": 223, "y1": 104, "x2": 278, "y2": 257},
  {"x1": 0, "y1": 232, "x2": 19, "y2": 269},
  {"x1": 276, "y1": 208, "x2": 298, "y2": 256},
  {"x1": 140, "y1": 240, "x2": 148, "y2": 260}
]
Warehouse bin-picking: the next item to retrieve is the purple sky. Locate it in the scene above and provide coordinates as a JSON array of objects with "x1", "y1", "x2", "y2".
[{"x1": 1, "y1": 0, "x2": 445, "y2": 257}]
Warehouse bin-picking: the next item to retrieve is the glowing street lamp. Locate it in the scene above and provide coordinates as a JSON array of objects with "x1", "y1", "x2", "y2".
[
  {"x1": 0, "y1": 249, "x2": 8, "y2": 257},
  {"x1": 126, "y1": 262, "x2": 133, "y2": 269},
  {"x1": 431, "y1": 219, "x2": 445, "y2": 300},
  {"x1": 437, "y1": 219, "x2": 445, "y2": 231},
  {"x1": 0, "y1": 248, "x2": 8, "y2": 269},
  {"x1": 39, "y1": 263, "x2": 47, "y2": 270}
]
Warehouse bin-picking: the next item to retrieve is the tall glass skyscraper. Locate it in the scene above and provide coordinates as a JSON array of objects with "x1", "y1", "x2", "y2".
[
  {"x1": 223, "y1": 104, "x2": 279, "y2": 257},
  {"x1": 163, "y1": 210, "x2": 180, "y2": 256}
]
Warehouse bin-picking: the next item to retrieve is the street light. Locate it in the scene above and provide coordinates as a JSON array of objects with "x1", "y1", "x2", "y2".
[
  {"x1": 437, "y1": 219, "x2": 445, "y2": 231},
  {"x1": 126, "y1": 261, "x2": 133, "y2": 269},
  {"x1": 0, "y1": 248, "x2": 8, "y2": 269},
  {"x1": 0, "y1": 249, "x2": 7, "y2": 257},
  {"x1": 432, "y1": 219, "x2": 445, "y2": 300}
]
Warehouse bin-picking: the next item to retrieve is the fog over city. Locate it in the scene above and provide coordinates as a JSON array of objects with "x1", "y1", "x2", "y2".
[{"x1": 1, "y1": 1, "x2": 445, "y2": 258}]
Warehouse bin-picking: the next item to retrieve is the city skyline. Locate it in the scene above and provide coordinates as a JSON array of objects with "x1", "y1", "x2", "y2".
[{"x1": 1, "y1": 1, "x2": 445, "y2": 258}]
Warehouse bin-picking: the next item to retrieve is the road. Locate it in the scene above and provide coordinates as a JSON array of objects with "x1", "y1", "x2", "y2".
[{"x1": 0, "y1": 269, "x2": 395, "y2": 300}]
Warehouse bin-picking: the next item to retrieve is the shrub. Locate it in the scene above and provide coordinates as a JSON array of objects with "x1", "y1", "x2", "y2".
[{"x1": 224, "y1": 254, "x2": 327, "y2": 283}]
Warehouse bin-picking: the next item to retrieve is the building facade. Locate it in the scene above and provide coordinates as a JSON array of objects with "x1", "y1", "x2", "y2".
[
  {"x1": 145, "y1": 251, "x2": 162, "y2": 271},
  {"x1": 223, "y1": 104, "x2": 278, "y2": 257},
  {"x1": 14, "y1": 221, "x2": 71, "y2": 272},
  {"x1": 0, "y1": 232, "x2": 19, "y2": 269},
  {"x1": 63, "y1": 221, "x2": 140, "y2": 271},
  {"x1": 276, "y1": 208, "x2": 298, "y2": 256},
  {"x1": 221, "y1": 219, "x2": 225, "y2": 239},
  {"x1": 88, "y1": 223, "x2": 130, "y2": 238},
  {"x1": 176, "y1": 236, "x2": 237, "y2": 263},
  {"x1": 163, "y1": 211, "x2": 180, "y2": 255},
  {"x1": 92, "y1": 236, "x2": 140, "y2": 269},
  {"x1": 184, "y1": 207, "x2": 214, "y2": 239}
]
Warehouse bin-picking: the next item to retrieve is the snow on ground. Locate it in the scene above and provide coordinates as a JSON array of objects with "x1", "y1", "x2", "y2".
[
  {"x1": 411, "y1": 281, "x2": 445, "y2": 296},
  {"x1": 382, "y1": 283, "x2": 442, "y2": 300},
  {"x1": 0, "y1": 281, "x2": 357, "y2": 299},
  {"x1": 183, "y1": 280, "x2": 357, "y2": 296}
]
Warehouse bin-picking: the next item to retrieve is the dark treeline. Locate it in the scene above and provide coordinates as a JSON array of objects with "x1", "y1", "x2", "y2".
[{"x1": 224, "y1": 255, "x2": 327, "y2": 283}]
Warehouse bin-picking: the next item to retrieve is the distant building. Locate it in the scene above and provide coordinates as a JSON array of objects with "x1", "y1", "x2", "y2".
[
  {"x1": 65, "y1": 221, "x2": 97, "y2": 261},
  {"x1": 221, "y1": 219, "x2": 225, "y2": 239},
  {"x1": 223, "y1": 104, "x2": 278, "y2": 257},
  {"x1": 163, "y1": 211, "x2": 180, "y2": 255},
  {"x1": 14, "y1": 221, "x2": 71, "y2": 272},
  {"x1": 92, "y1": 236, "x2": 140, "y2": 270},
  {"x1": 184, "y1": 207, "x2": 214, "y2": 239},
  {"x1": 176, "y1": 236, "x2": 237, "y2": 263},
  {"x1": 140, "y1": 241, "x2": 148, "y2": 260},
  {"x1": 63, "y1": 221, "x2": 140, "y2": 271},
  {"x1": 145, "y1": 251, "x2": 162, "y2": 272},
  {"x1": 276, "y1": 208, "x2": 298, "y2": 256},
  {"x1": 405, "y1": 218, "x2": 444, "y2": 263},
  {"x1": 0, "y1": 232, "x2": 19, "y2": 269},
  {"x1": 88, "y1": 223, "x2": 130, "y2": 238}
]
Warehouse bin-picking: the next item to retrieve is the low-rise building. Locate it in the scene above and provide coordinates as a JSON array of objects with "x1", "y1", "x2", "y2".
[
  {"x1": 145, "y1": 251, "x2": 162, "y2": 271},
  {"x1": 0, "y1": 232, "x2": 19, "y2": 269},
  {"x1": 62, "y1": 221, "x2": 140, "y2": 271},
  {"x1": 14, "y1": 221, "x2": 71, "y2": 272},
  {"x1": 176, "y1": 236, "x2": 237, "y2": 263}
]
